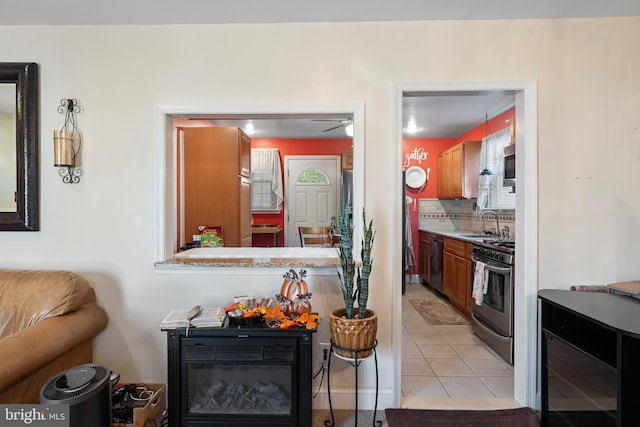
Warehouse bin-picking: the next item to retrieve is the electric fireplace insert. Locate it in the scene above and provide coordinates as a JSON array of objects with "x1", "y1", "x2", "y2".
[{"x1": 165, "y1": 322, "x2": 313, "y2": 427}]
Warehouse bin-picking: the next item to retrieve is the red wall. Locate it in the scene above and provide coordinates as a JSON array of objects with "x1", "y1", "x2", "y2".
[
  {"x1": 402, "y1": 138, "x2": 457, "y2": 271},
  {"x1": 456, "y1": 108, "x2": 515, "y2": 142},
  {"x1": 251, "y1": 138, "x2": 353, "y2": 246},
  {"x1": 403, "y1": 107, "x2": 515, "y2": 274}
]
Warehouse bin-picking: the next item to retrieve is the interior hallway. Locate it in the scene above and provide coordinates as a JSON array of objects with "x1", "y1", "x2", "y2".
[{"x1": 401, "y1": 281, "x2": 519, "y2": 409}]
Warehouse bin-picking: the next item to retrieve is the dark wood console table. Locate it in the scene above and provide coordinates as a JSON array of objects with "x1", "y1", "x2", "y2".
[{"x1": 538, "y1": 289, "x2": 640, "y2": 426}]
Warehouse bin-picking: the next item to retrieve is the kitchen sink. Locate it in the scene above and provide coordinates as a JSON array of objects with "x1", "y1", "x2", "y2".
[{"x1": 458, "y1": 233, "x2": 498, "y2": 239}]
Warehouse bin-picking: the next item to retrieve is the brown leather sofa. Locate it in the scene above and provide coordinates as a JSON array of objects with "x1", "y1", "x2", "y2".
[{"x1": 0, "y1": 269, "x2": 108, "y2": 403}]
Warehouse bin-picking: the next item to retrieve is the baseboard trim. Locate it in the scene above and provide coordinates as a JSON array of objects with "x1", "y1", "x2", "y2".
[{"x1": 312, "y1": 387, "x2": 394, "y2": 410}]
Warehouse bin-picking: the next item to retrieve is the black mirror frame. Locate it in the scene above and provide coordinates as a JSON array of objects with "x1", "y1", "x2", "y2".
[{"x1": 0, "y1": 63, "x2": 39, "y2": 231}]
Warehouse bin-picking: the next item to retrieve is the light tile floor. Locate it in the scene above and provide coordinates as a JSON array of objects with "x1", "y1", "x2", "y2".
[{"x1": 401, "y1": 281, "x2": 515, "y2": 402}]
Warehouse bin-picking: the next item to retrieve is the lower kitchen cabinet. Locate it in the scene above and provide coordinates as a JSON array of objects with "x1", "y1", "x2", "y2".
[
  {"x1": 418, "y1": 231, "x2": 430, "y2": 284},
  {"x1": 443, "y1": 237, "x2": 472, "y2": 317}
]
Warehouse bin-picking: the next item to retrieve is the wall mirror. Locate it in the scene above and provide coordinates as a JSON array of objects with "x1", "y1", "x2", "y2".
[{"x1": 0, "y1": 63, "x2": 39, "y2": 231}]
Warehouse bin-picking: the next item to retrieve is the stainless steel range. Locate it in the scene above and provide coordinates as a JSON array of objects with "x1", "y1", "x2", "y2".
[{"x1": 470, "y1": 240, "x2": 514, "y2": 364}]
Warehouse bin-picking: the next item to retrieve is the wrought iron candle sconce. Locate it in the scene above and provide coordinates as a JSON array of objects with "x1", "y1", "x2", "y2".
[{"x1": 53, "y1": 98, "x2": 83, "y2": 183}]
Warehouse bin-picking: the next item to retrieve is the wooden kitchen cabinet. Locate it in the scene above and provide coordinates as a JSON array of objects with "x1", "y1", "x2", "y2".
[
  {"x1": 341, "y1": 150, "x2": 353, "y2": 170},
  {"x1": 443, "y1": 237, "x2": 472, "y2": 317},
  {"x1": 418, "y1": 231, "x2": 430, "y2": 284},
  {"x1": 239, "y1": 176, "x2": 252, "y2": 247},
  {"x1": 437, "y1": 141, "x2": 481, "y2": 199},
  {"x1": 183, "y1": 127, "x2": 252, "y2": 247},
  {"x1": 437, "y1": 150, "x2": 450, "y2": 198}
]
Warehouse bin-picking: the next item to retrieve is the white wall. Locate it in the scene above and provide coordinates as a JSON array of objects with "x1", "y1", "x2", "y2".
[{"x1": 0, "y1": 17, "x2": 639, "y2": 408}]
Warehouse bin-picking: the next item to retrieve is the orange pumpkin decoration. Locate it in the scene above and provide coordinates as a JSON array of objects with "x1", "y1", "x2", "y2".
[{"x1": 278, "y1": 269, "x2": 312, "y2": 318}]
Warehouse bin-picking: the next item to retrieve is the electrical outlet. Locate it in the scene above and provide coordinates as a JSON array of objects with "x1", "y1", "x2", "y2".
[
  {"x1": 322, "y1": 349, "x2": 329, "y2": 368},
  {"x1": 318, "y1": 343, "x2": 331, "y2": 369}
]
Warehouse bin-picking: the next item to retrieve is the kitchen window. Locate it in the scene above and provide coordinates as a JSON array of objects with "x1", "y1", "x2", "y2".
[
  {"x1": 251, "y1": 148, "x2": 283, "y2": 213},
  {"x1": 478, "y1": 126, "x2": 515, "y2": 210}
]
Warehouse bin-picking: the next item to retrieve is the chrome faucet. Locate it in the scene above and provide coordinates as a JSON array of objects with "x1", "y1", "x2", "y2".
[{"x1": 480, "y1": 210, "x2": 500, "y2": 236}]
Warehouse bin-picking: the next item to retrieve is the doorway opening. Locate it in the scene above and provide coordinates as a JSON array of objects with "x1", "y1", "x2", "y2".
[{"x1": 393, "y1": 80, "x2": 538, "y2": 409}]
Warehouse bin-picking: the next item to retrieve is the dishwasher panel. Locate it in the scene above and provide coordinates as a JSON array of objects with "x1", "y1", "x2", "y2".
[{"x1": 429, "y1": 233, "x2": 444, "y2": 293}]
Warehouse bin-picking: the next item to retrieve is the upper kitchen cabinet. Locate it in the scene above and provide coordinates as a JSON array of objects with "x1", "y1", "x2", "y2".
[
  {"x1": 437, "y1": 141, "x2": 481, "y2": 199},
  {"x1": 182, "y1": 127, "x2": 252, "y2": 247},
  {"x1": 341, "y1": 150, "x2": 353, "y2": 170},
  {"x1": 239, "y1": 131, "x2": 251, "y2": 178}
]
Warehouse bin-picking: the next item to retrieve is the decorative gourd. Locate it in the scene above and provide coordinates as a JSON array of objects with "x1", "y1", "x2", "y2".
[
  {"x1": 277, "y1": 269, "x2": 312, "y2": 318},
  {"x1": 278, "y1": 277, "x2": 294, "y2": 317}
]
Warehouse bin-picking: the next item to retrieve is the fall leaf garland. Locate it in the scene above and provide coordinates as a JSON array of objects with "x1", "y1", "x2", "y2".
[{"x1": 264, "y1": 305, "x2": 319, "y2": 330}]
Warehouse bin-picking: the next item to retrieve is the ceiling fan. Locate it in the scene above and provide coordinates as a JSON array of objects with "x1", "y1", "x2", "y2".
[{"x1": 312, "y1": 118, "x2": 353, "y2": 133}]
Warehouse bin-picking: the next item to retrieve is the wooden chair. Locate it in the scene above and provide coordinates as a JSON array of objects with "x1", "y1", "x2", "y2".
[{"x1": 298, "y1": 226, "x2": 332, "y2": 247}]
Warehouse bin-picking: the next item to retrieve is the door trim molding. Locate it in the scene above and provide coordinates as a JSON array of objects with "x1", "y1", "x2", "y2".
[{"x1": 391, "y1": 80, "x2": 538, "y2": 409}]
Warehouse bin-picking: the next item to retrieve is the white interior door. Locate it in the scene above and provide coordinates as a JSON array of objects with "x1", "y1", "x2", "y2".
[{"x1": 284, "y1": 156, "x2": 340, "y2": 246}]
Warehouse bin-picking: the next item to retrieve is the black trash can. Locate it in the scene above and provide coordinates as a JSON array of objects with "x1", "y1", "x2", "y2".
[{"x1": 40, "y1": 364, "x2": 112, "y2": 427}]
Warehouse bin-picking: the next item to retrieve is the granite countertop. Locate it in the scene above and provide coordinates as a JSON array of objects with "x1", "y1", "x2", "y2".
[
  {"x1": 418, "y1": 228, "x2": 516, "y2": 255},
  {"x1": 417, "y1": 227, "x2": 494, "y2": 244},
  {"x1": 155, "y1": 247, "x2": 341, "y2": 269}
]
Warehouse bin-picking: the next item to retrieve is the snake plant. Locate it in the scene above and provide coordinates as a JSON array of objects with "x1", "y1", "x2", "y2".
[{"x1": 337, "y1": 205, "x2": 375, "y2": 319}]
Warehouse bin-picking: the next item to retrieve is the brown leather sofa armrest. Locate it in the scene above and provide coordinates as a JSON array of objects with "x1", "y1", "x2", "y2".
[{"x1": 0, "y1": 304, "x2": 107, "y2": 393}]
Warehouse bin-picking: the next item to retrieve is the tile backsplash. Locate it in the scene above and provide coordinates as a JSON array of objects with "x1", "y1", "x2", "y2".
[{"x1": 418, "y1": 198, "x2": 515, "y2": 237}]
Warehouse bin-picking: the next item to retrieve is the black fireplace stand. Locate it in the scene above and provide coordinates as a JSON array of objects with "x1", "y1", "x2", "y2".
[
  {"x1": 324, "y1": 339, "x2": 381, "y2": 427},
  {"x1": 165, "y1": 324, "x2": 314, "y2": 427}
]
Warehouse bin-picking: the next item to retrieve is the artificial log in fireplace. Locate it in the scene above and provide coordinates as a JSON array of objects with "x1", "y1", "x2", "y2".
[{"x1": 165, "y1": 323, "x2": 313, "y2": 427}]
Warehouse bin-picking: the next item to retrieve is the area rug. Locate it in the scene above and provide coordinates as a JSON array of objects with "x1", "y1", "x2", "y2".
[
  {"x1": 385, "y1": 407, "x2": 539, "y2": 427},
  {"x1": 409, "y1": 298, "x2": 471, "y2": 325}
]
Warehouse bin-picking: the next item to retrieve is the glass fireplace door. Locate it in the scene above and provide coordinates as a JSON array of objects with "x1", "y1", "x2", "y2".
[
  {"x1": 181, "y1": 336, "x2": 299, "y2": 425},
  {"x1": 187, "y1": 364, "x2": 292, "y2": 415}
]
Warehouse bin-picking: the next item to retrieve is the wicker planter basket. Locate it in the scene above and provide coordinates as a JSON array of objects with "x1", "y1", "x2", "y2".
[{"x1": 329, "y1": 308, "x2": 378, "y2": 358}]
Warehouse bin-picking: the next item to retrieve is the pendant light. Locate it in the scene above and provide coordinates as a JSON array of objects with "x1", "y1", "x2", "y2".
[{"x1": 479, "y1": 111, "x2": 493, "y2": 176}]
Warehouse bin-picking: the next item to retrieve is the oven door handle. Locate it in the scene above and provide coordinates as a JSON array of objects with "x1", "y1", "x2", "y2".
[
  {"x1": 472, "y1": 256, "x2": 511, "y2": 274},
  {"x1": 472, "y1": 312, "x2": 511, "y2": 343}
]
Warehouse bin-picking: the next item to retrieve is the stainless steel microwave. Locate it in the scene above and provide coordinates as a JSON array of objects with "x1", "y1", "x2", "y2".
[{"x1": 503, "y1": 144, "x2": 515, "y2": 187}]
